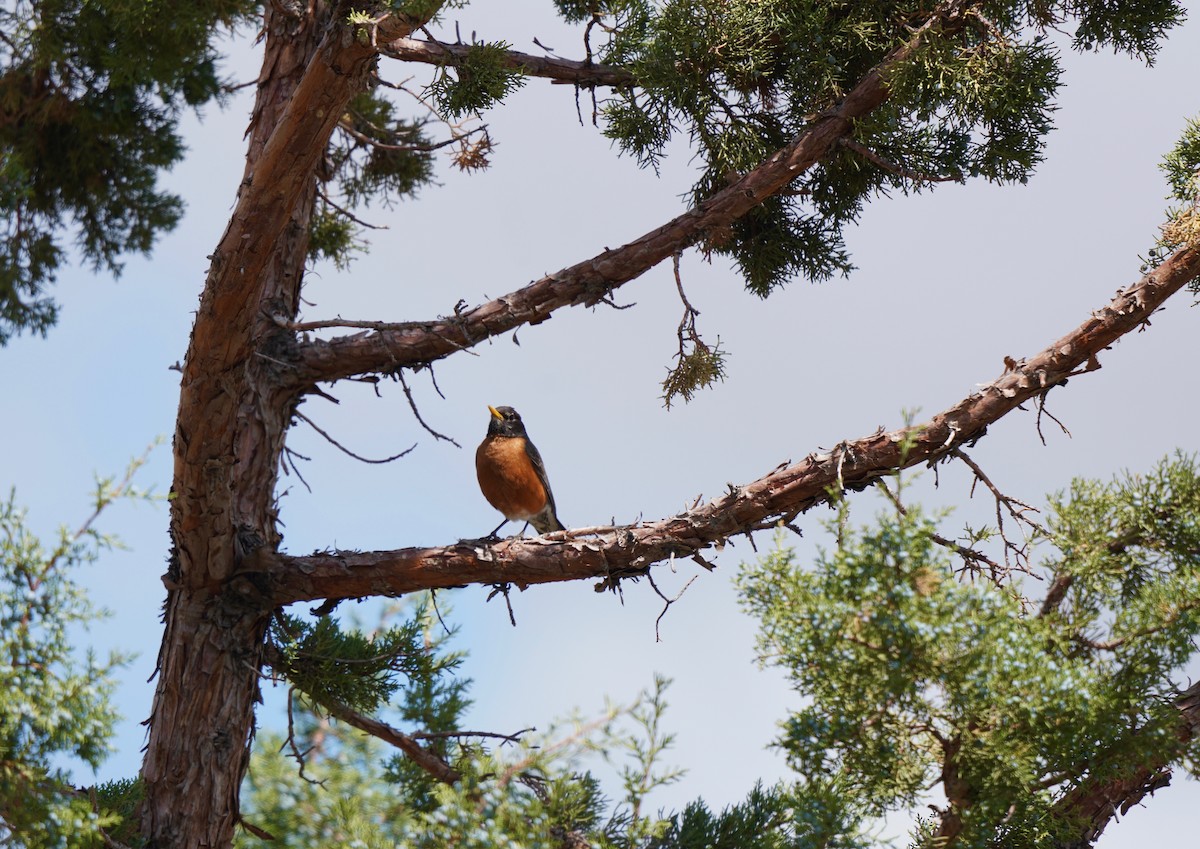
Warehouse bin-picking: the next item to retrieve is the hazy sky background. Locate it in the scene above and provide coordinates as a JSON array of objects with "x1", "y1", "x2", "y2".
[{"x1": 2, "y1": 5, "x2": 1198, "y2": 844}]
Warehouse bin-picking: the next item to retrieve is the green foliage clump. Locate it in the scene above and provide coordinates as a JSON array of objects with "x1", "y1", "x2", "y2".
[
  {"x1": 427, "y1": 42, "x2": 527, "y2": 119},
  {"x1": 244, "y1": 636, "x2": 692, "y2": 849},
  {"x1": 661, "y1": 338, "x2": 727, "y2": 409},
  {"x1": 648, "y1": 780, "x2": 870, "y2": 849},
  {"x1": 0, "y1": 460, "x2": 154, "y2": 847},
  {"x1": 313, "y1": 92, "x2": 437, "y2": 269},
  {"x1": 0, "y1": 0, "x2": 257, "y2": 343},
  {"x1": 1067, "y1": 0, "x2": 1186, "y2": 59},
  {"x1": 590, "y1": 0, "x2": 1183, "y2": 298},
  {"x1": 1154, "y1": 114, "x2": 1200, "y2": 268},
  {"x1": 737, "y1": 454, "x2": 1200, "y2": 848},
  {"x1": 268, "y1": 600, "x2": 465, "y2": 717}
]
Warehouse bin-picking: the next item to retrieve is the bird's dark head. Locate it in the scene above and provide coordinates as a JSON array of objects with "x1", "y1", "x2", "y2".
[{"x1": 486, "y1": 405, "x2": 528, "y2": 438}]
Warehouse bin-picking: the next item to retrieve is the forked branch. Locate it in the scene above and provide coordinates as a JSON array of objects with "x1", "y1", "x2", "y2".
[{"x1": 288, "y1": 0, "x2": 981, "y2": 389}]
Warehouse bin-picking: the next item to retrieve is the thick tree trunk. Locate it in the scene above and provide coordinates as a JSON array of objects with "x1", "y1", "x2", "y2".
[{"x1": 139, "y1": 6, "x2": 330, "y2": 846}]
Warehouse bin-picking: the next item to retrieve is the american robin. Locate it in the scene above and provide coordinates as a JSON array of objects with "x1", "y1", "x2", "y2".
[{"x1": 476, "y1": 405, "x2": 564, "y2": 537}]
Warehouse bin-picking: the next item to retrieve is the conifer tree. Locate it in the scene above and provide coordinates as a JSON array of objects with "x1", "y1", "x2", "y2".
[{"x1": 3, "y1": 2, "x2": 1200, "y2": 848}]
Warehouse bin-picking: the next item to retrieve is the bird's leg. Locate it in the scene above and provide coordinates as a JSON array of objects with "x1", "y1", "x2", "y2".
[{"x1": 485, "y1": 518, "x2": 510, "y2": 540}]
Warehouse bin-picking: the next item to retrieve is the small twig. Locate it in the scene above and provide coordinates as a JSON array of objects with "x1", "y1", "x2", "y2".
[
  {"x1": 281, "y1": 445, "x2": 313, "y2": 493},
  {"x1": 426, "y1": 363, "x2": 447, "y2": 400},
  {"x1": 317, "y1": 189, "x2": 387, "y2": 231},
  {"x1": 487, "y1": 583, "x2": 518, "y2": 626},
  {"x1": 283, "y1": 688, "x2": 323, "y2": 787},
  {"x1": 496, "y1": 709, "x2": 621, "y2": 791},
  {"x1": 397, "y1": 370, "x2": 461, "y2": 447},
  {"x1": 1034, "y1": 390, "x2": 1072, "y2": 446},
  {"x1": 952, "y1": 448, "x2": 1046, "y2": 572},
  {"x1": 287, "y1": 316, "x2": 420, "y2": 332},
  {"x1": 876, "y1": 479, "x2": 1003, "y2": 579},
  {"x1": 429, "y1": 588, "x2": 453, "y2": 636},
  {"x1": 294, "y1": 409, "x2": 416, "y2": 464},
  {"x1": 412, "y1": 727, "x2": 535, "y2": 744},
  {"x1": 338, "y1": 115, "x2": 486, "y2": 154},
  {"x1": 646, "y1": 572, "x2": 698, "y2": 643},
  {"x1": 839, "y1": 137, "x2": 963, "y2": 184},
  {"x1": 672, "y1": 252, "x2": 702, "y2": 354}
]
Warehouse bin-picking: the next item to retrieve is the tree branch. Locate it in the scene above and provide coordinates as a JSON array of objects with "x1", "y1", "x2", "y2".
[
  {"x1": 1049, "y1": 679, "x2": 1200, "y2": 846},
  {"x1": 288, "y1": 0, "x2": 981, "y2": 389},
  {"x1": 324, "y1": 699, "x2": 462, "y2": 786},
  {"x1": 382, "y1": 36, "x2": 636, "y2": 88},
  {"x1": 268, "y1": 238, "x2": 1200, "y2": 604}
]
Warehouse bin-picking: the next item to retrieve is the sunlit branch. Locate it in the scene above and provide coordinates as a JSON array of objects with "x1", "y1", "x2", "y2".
[
  {"x1": 288, "y1": 0, "x2": 981, "y2": 388},
  {"x1": 270, "y1": 238, "x2": 1200, "y2": 603}
]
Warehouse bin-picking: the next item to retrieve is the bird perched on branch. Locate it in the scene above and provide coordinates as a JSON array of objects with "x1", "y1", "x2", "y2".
[{"x1": 476, "y1": 405, "x2": 564, "y2": 538}]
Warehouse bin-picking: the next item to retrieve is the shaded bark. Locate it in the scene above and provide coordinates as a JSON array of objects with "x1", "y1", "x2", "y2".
[
  {"x1": 271, "y1": 240, "x2": 1200, "y2": 605},
  {"x1": 141, "y1": 6, "x2": 429, "y2": 847}
]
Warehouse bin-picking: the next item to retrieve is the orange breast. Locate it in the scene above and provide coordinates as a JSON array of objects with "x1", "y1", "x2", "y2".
[{"x1": 476, "y1": 436, "x2": 547, "y2": 520}]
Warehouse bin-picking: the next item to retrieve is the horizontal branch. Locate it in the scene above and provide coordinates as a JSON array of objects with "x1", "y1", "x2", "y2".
[
  {"x1": 269, "y1": 239, "x2": 1200, "y2": 603},
  {"x1": 288, "y1": 0, "x2": 978, "y2": 389},
  {"x1": 383, "y1": 37, "x2": 636, "y2": 88}
]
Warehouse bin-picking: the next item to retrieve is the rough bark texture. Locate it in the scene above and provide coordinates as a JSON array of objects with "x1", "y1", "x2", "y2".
[
  {"x1": 141, "y1": 6, "x2": 425, "y2": 847},
  {"x1": 286, "y1": 0, "x2": 977, "y2": 389},
  {"x1": 385, "y1": 36, "x2": 636, "y2": 87},
  {"x1": 271, "y1": 240, "x2": 1200, "y2": 605},
  {"x1": 139, "y1": 0, "x2": 1200, "y2": 844}
]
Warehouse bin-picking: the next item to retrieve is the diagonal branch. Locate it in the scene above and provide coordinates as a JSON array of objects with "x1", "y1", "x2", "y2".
[
  {"x1": 287, "y1": 0, "x2": 980, "y2": 390},
  {"x1": 383, "y1": 36, "x2": 636, "y2": 88},
  {"x1": 269, "y1": 239, "x2": 1200, "y2": 604},
  {"x1": 1049, "y1": 679, "x2": 1200, "y2": 846},
  {"x1": 324, "y1": 698, "x2": 462, "y2": 785}
]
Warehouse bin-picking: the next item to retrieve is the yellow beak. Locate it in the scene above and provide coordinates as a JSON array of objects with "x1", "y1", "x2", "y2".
[{"x1": 488, "y1": 405, "x2": 503, "y2": 420}]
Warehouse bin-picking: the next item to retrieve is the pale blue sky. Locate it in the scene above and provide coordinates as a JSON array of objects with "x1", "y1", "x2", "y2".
[{"x1": 3, "y1": 6, "x2": 1199, "y2": 844}]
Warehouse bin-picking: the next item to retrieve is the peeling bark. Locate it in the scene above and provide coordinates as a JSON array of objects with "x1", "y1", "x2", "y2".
[
  {"x1": 141, "y1": 6, "x2": 429, "y2": 847},
  {"x1": 271, "y1": 241, "x2": 1200, "y2": 605}
]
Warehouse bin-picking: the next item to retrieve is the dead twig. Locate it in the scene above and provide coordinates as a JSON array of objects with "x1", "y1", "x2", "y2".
[
  {"x1": 396, "y1": 370, "x2": 461, "y2": 447},
  {"x1": 293, "y1": 409, "x2": 416, "y2": 464},
  {"x1": 647, "y1": 572, "x2": 698, "y2": 643},
  {"x1": 952, "y1": 448, "x2": 1045, "y2": 573}
]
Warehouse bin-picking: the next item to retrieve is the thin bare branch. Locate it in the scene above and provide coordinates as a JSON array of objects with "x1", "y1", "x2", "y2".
[
  {"x1": 382, "y1": 37, "x2": 636, "y2": 88},
  {"x1": 293, "y1": 409, "x2": 417, "y2": 464},
  {"x1": 324, "y1": 699, "x2": 462, "y2": 785},
  {"x1": 412, "y1": 727, "x2": 534, "y2": 744},
  {"x1": 952, "y1": 448, "x2": 1045, "y2": 572},
  {"x1": 875, "y1": 478, "x2": 1004, "y2": 579},
  {"x1": 839, "y1": 137, "x2": 964, "y2": 183},
  {"x1": 647, "y1": 572, "x2": 698, "y2": 643},
  {"x1": 397, "y1": 370, "x2": 461, "y2": 447}
]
